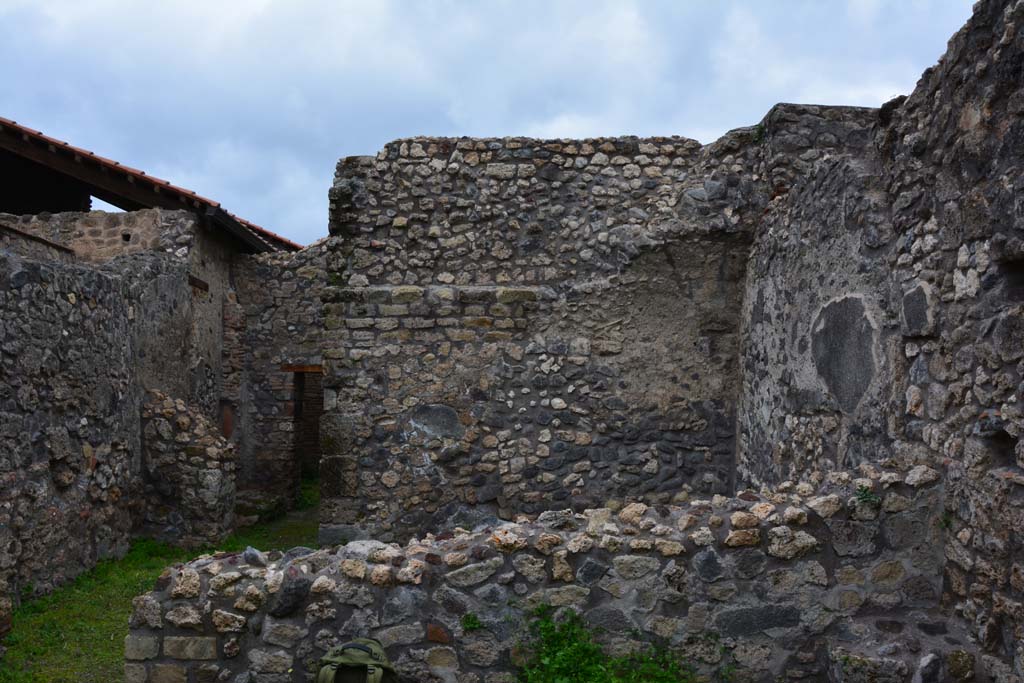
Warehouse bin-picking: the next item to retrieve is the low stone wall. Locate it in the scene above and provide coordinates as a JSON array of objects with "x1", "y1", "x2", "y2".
[
  {"x1": 125, "y1": 464, "x2": 991, "y2": 683},
  {"x1": 139, "y1": 391, "x2": 237, "y2": 548}
]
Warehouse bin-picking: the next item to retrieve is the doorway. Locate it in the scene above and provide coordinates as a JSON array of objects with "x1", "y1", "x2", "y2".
[{"x1": 292, "y1": 368, "x2": 324, "y2": 481}]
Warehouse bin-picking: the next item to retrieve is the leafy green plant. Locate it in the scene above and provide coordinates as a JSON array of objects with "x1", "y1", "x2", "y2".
[
  {"x1": 517, "y1": 606, "x2": 697, "y2": 683},
  {"x1": 461, "y1": 613, "x2": 483, "y2": 632},
  {"x1": 854, "y1": 485, "x2": 881, "y2": 506}
]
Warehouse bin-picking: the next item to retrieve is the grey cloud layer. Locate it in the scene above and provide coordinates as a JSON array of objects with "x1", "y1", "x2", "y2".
[{"x1": 0, "y1": 0, "x2": 973, "y2": 243}]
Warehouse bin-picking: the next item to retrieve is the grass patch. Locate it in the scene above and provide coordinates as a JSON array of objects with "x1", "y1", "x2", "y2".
[
  {"x1": 518, "y1": 606, "x2": 697, "y2": 683},
  {"x1": 296, "y1": 476, "x2": 321, "y2": 511},
  {"x1": 0, "y1": 507, "x2": 319, "y2": 683}
]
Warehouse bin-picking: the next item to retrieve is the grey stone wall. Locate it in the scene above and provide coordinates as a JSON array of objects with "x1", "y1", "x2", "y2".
[
  {"x1": 735, "y1": 0, "x2": 1024, "y2": 676},
  {"x1": 0, "y1": 220, "x2": 75, "y2": 263},
  {"x1": 1, "y1": 208, "x2": 193, "y2": 263},
  {"x1": 736, "y1": 143, "x2": 900, "y2": 486},
  {"x1": 140, "y1": 391, "x2": 236, "y2": 548},
  {"x1": 881, "y1": 0, "x2": 1024, "y2": 676},
  {"x1": 318, "y1": 108, "x2": 876, "y2": 542},
  {"x1": 126, "y1": 465, "x2": 974, "y2": 683},
  {"x1": 0, "y1": 211, "x2": 247, "y2": 633},
  {"x1": 228, "y1": 243, "x2": 328, "y2": 517},
  {"x1": 0, "y1": 249, "x2": 143, "y2": 636}
]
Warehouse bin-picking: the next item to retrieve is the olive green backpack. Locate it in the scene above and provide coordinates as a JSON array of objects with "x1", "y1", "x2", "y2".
[{"x1": 316, "y1": 638, "x2": 399, "y2": 683}]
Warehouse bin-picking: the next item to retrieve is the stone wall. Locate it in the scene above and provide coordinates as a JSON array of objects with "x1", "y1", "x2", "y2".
[
  {"x1": 736, "y1": 135, "x2": 903, "y2": 486},
  {"x1": 1, "y1": 208, "x2": 193, "y2": 263},
  {"x1": 882, "y1": 0, "x2": 1024, "y2": 676},
  {"x1": 0, "y1": 249, "x2": 143, "y2": 636},
  {"x1": 0, "y1": 210, "x2": 249, "y2": 632},
  {"x1": 318, "y1": 108, "x2": 877, "y2": 542},
  {"x1": 735, "y1": 0, "x2": 1024, "y2": 676},
  {"x1": 0, "y1": 220, "x2": 75, "y2": 263},
  {"x1": 140, "y1": 391, "x2": 236, "y2": 548},
  {"x1": 0, "y1": 208, "x2": 238, "y2": 419},
  {"x1": 125, "y1": 463, "x2": 982, "y2": 683},
  {"x1": 228, "y1": 243, "x2": 328, "y2": 516}
]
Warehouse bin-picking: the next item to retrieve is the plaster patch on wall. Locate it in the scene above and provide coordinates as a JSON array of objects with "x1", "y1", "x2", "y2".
[{"x1": 811, "y1": 295, "x2": 878, "y2": 414}]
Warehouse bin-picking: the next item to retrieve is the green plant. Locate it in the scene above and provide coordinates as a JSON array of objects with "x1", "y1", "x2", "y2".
[
  {"x1": 517, "y1": 606, "x2": 697, "y2": 683},
  {"x1": 461, "y1": 613, "x2": 483, "y2": 632},
  {"x1": 752, "y1": 123, "x2": 766, "y2": 143},
  {"x1": 0, "y1": 508, "x2": 320, "y2": 683},
  {"x1": 854, "y1": 485, "x2": 881, "y2": 506},
  {"x1": 716, "y1": 646, "x2": 738, "y2": 683},
  {"x1": 296, "y1": 476, "x2": 321, "y2": 511}
]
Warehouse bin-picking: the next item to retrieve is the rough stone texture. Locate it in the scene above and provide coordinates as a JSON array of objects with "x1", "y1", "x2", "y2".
[
  {"x1": 140, "y1": 391, "x2": 236, "y2": 547},
  {"x1": 127, "y1": 473, "x2": 967, "y2": 682},
  {"x1": 0, "y1": 211, "x2": 250, "y2": 632},
  {"x1": 735, "y1": 1, "x2": 1024, "y2": 677},
  {"x1": 1, "y1": 208, "x2": 193, "y2": 263},
  {"x1": 0, "y1": 248, "x2": 143, "y2": 636},
  {"x1": 227, "y1": 243, "x2": 327, "y2": 517},
  {"x1": 0, "y1": 220, "x2": 75, "y2": 263},
  {"x1": 0, "y1": 0, "x2": 1008, "y2": 679},
  {"x1": 317, "y1": 101, "x2": 881, "y2": 540}
]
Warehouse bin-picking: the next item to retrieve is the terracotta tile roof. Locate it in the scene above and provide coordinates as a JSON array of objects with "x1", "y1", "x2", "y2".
[{"x1": 0, "y1": 116, "x2": 302, "y2": 252}]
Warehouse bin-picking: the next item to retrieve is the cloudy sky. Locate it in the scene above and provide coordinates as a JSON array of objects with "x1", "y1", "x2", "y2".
[{"x1": 0, "y1": 1, "x2": 973, "y2": 245}]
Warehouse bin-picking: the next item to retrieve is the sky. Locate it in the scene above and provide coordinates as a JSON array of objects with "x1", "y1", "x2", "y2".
[{"x1": 0, "y1": 0, "x2": 974, "y2": 245}]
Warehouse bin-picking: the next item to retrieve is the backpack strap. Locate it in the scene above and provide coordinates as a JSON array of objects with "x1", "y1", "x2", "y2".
[
  {"x1": 317, "y1": 662, "x2": 339, "y2": 683},
  {"x1": 318, "y1": 641, "x2": 390, "y2": 683},
  {"x1": 316, "y1": 661, "x2": 382, "y2": 683}
]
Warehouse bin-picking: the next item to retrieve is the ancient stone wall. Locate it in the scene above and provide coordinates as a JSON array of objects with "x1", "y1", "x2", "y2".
[
  {"x1": 139, "y1": 391, "x2": 237, "y2": 548},
  {"x1": 881, "y1": 0, "x2": 1024, "y2": 676},
  {"x1": 1, "y1": 209, "x2": 236, "y2": 419},
  {"x1": 228, "y1": 243, "x2": 328, "y2": 516},
  {"x1": 0, "y1": 220, "x2": 75, "y2": 263},
  {"x1": 125, "y1": 463, "x2": 981, "y2": 683},
  {"x1": 0, "y1": 210, "x2": 246, "y2": 632},
  {"x1": 0, "y1": 249, "x2": 143, "y2": 635},
  {"x1": 735, "y1": 0, "x2": 1024, "y2": 676},
  {"x1": 317, "y1": 112, "x2": 876, "y2": 542},
  {"x1": 736, "y1": 135, "x2": 902, "y2": 486},
  {"x1": 1, "y1": 208, "x2": 193, "y2": 263}
]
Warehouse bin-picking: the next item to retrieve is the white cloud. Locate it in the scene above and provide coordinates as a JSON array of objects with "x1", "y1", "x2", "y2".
[
  {"x1": 0, "y1": 0, "x2": 976, "y2": 243},
  {"x1": 846, "y1": 0, "x2": 884, "y2": 25}
]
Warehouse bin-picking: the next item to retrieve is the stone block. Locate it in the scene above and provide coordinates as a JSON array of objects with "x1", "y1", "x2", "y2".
[
  {"x1": 124, "y1": 634, "x2": 159, "y2": 660},
  {"x1": 164, "y1": 636, "x2": 217, "y2": 660},
  {"x1": 124, "y1": 663, "x2": 147, "y2": 683},
  {"x1": 150, "y1": 664, "x2": 188, "y2": 683},
  {"x1": 826, "y1": 520, "x2": 878, "y2": 557},
  {"x1": 248, "y1": 648, "x2": 294, "y2": 674},
  {"x1": 495, "y1": 287, "x2": 537, "y2": 303},
  {"x1": 391, "y1": 286, "x2": 424, "y2": 303},
  {"x1": 714, "y1": 605, "x2": 800, "y2": 636}
]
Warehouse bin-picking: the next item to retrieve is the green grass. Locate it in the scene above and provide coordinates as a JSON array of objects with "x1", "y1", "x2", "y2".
[
  {"x1": 518, "y1": 607, "x2": 697, "y2": 683},
  {"x1": 0, "y1": 506, "x2": 319, "y2": 683}
]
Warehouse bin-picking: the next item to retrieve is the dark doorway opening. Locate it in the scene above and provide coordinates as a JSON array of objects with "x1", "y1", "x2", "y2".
[{"x1": 293, "y1": 370, "x2": 324, "y2": 481}]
